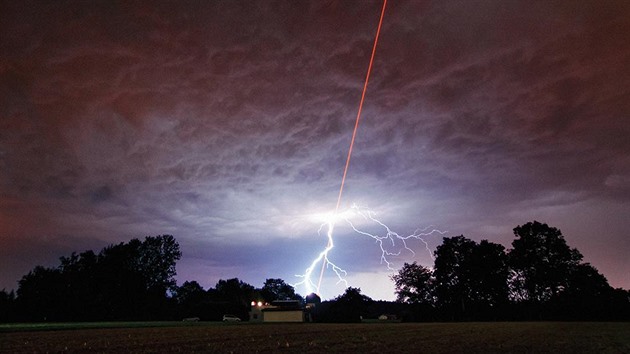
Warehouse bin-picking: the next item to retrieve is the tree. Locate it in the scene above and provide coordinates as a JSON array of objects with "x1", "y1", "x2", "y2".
[
  {"x1": 391, "y1": 262, "x2": 435, "y2": 304},
  {"x1": 58, "y1": 250, "x2": 101, "y2": 320},
  {"x1": 16, "y1": 266, "x2": 64, "y2": 321},
  {"x1": 433, "y1": 235, "x2": 477, "y2": 316},
  {"x1": 136, "y1": 235, "x2": 181, "y2": 293},
  {"x1": 175, "y1": 281, "x2": 208, "y2": 319},
  {"x1": 550, "y1": 263, "x2": 624, "y2": 320},
  {"x1": 14, "y1": 235, "x2": 182, "y2": 321},
  {"x1": 0, "y1": 289, "x2": 16, "y2": 322},
  {"x1": 563, "y1": 263, "x2": 610, "y2": 299},
  {"x1": 134, "y1": 235, "x2": 181, "y2": 319},
  {"x1": 508, "y1": 221, "x2": 583, "y2": 303},
  {"x1": 96, "y1": 235, "x2": 181, "y2": 318},
  {"x1": 260, "y1": 278, "x2": 300, "y2": 302},
  {"x1": 97, "y1": 239, "x2": 148, "y2": 319},
  {"x1": 176, "y1": 281, "x2": 206, "y2": 305},
  {"x1": 214, "y1": 278, "x2": 255, "y2": 307},
  {"x1": 212, "y1": 278, "x2": 256, "y2": 320},
  {"x1": 328, "y1": 287, "x2": 372, "y2": 322},
  {"x1": 468, "y1": 240, "x2": 509, "y2": 306},
  {"x1": 433, "y1": 236, "x2": 509, "y2": 319}
]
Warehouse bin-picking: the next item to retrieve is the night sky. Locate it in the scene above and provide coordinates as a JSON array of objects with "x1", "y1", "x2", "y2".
[{"x1": 1, "y1": 0, "x2": 629, "y2": 300}]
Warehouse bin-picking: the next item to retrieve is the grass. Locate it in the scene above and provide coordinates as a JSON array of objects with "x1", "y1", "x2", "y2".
[
  {"x1": 0, "y1": 321, "x2": 214, "y2": 332},
  {"x1": 1, "y1": 321, "x2": 629, "y2": 353}
]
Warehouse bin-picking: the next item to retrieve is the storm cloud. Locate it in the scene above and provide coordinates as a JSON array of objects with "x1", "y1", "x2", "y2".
[{"x1": 1, "y1": 0, "x2": 629, "y2": 299}]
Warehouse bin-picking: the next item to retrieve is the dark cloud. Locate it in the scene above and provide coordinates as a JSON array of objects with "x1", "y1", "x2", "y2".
[{"x1": 1, "y1": 0, "x2": 629, "y2": 299}]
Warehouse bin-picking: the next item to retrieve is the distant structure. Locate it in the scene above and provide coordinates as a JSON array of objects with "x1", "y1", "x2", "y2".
[{"x1": 249, "y1": 300, "x2": 313, "y2": 322}]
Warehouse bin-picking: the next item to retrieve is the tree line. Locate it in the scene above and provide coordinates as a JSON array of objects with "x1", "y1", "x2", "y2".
[
  {"x1": 1, "y1": 235, "x2": 182, "y2": 321},
  {"x1": 391, "y1": 221, "x2": 630, "y2": 321},
  {"x1": 0, "y1": 221, "x2": 628, "y2": 322},
  {"x1": 0, "y1": 235, "x2": 305, "y2": 322}
]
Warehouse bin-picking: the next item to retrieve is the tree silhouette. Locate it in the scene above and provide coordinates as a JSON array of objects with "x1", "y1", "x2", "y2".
[
  {"x1": 391, "y1": 262, "x2": 435, "y2": 304},
  {"x1": 17, "y1": 266, "x2": 65, "y2": 321},
  {"x1": 175, "y1": 281, "x2": 208, "y2": 319},
  {"x1": 97, "y1": 239, "x2": 149, "y2": 319},
  {"x1": 15, "y1": 235, "x2": 181, "y2": 321},
  {"x1": 176, "y1": 281, "x2": 206, "y2": 305},
  {"x1": 7, "y1": 225, "x2": 629, "y2": 323},
  {"x1": 136, "y1": 235, "x2": 181, "y2": 293},
  {"x1": 214, "y1": 278, "x2": 255, "y2": 306},
  {"x1": 395, "y1": 236, "x2": 509, "y2": 320},
  {"x1": 508, "y1": 221, "x2": 583, "y2": 302},
  {"x1": 326, "y1": 287, "x2": 372, "y2": 322},
  {"x1": 468, "y1": 240, "x2": 509, "y2": 307},
  {"x1": 0, "y1": 289, "x2": 16, "y2": 321},
  {"x1": 433, "y1": 235, "x2": 477, "y2": 318},
  {"x1": 57, "y1": 250, "x2": 101, "y2": 320},
  {"x1": 260, "y1": 278, "x2": 300, "y2": 302},
  {"x1": 211, "y1": 278, "x2": 256, "y2": 319}
]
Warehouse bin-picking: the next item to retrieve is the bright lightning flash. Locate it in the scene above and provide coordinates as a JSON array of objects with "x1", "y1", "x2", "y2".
[{"x1": 294, "y1": 204, "x2": 446, "y2": 296}]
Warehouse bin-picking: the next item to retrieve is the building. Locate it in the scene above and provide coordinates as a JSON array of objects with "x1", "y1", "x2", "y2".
[{"x1": 249, "y1": 300, "x2": 311, "y2": 322}]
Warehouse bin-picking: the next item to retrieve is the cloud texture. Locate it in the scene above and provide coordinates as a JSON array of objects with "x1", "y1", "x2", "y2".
[{"x1": 1, "y1": 0, "x2": 629, "y2": 299}]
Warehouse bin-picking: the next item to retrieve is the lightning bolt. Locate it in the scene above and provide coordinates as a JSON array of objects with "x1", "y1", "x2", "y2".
[
  {"x1": 294, "y1": 205, "x2": 446, "y2": 296},
  {"x1": 347, "y1": 205, "x2": 446, "y2": 267},
  {"x1": 293, "y1": 216, "x2": 348, "y2": 296}
]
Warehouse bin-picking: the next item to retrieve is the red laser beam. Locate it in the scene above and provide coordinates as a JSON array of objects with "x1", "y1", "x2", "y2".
[{"x1": 316, "y1": 0, "x2": 388, "y2": 294}]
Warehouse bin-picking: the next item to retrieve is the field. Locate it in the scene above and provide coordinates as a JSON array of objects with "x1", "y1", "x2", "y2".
[{"x1": 1, "y1": 321, "x2": 629, "y2": 353}]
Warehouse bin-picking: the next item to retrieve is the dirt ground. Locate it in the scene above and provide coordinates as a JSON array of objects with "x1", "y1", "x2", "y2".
[{"x1": 1, "y1": 321, "x2": 629, "y2": 353}]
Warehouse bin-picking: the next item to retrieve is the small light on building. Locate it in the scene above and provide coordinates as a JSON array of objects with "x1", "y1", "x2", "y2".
[{"x1": 257, "y1": 301, "x2": 263, "y2": 307}]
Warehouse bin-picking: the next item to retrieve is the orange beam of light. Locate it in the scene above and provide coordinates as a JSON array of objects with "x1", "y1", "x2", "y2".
[{"x1": 317, "y1": 0, "x2": 388, "y2": 295}]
